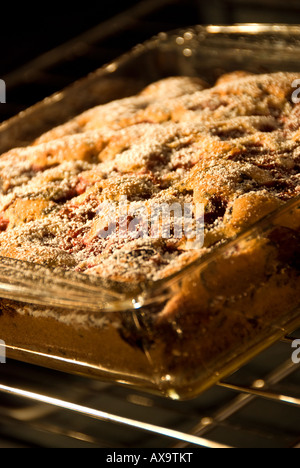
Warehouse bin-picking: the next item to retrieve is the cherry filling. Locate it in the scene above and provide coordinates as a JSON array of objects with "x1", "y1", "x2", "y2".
[
  {"x1": 0, "y1": 216, "x2": 8, "y2": 232},
  {"x1": 204, "y1": 196, "x2": 228, "y2": 225}
]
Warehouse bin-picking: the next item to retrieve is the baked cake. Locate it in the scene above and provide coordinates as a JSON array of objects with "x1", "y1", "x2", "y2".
[
  {"x1": 0, "y1": 72, "x2": 299, "y2": 398},
  {"x1": 0, "y1": 72, "x2": 299, "y2": 283}
]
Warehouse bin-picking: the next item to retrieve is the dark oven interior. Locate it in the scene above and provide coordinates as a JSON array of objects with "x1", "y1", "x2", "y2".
[{"x1": 0, "y1": 0, "x2": 300, "y2": 448}]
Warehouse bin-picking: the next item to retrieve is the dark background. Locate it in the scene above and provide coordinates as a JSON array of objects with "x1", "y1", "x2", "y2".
[
  {"x1": 1, "y1": 1, "x2": 144, "y2": 75},
  {"x1": 1, "y1": 0, "x2": 300, "y2": 121}
]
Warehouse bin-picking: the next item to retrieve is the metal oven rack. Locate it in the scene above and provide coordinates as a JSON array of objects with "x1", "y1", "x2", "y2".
[
  {"x1": 0, "y1": 329, "x2": 300, "y2": 448},
  {"x1": 0, "y1": 0, "x2": 300, "y2": 448}
]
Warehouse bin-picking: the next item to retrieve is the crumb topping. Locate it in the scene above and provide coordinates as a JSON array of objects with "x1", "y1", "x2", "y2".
[{"x1": 0, "y1": 73, "x2": 299, "y2": 283}]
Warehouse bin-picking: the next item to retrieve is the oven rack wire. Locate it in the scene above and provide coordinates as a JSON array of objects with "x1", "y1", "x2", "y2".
[{"x1": 0, "y1": 329, "x2": 299, "y2": 448}]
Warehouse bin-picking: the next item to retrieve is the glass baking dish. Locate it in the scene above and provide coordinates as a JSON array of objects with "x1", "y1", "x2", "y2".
[{"x1": 0, "y1": 24, "x2": 299, "y2": 400}]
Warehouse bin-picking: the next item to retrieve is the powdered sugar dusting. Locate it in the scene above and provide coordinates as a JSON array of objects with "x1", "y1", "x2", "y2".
[{"x1": 0, "y1": 73, "x2": 299, "y2": 283}]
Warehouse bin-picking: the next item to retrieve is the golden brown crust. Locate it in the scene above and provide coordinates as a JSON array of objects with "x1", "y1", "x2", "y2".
[
  {"x1": 0, "y1": 73, "x2": 299, "y2": 283},
  {"x1": 215, "y1": 70, "x2": 254, "y2": 85}
]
